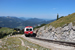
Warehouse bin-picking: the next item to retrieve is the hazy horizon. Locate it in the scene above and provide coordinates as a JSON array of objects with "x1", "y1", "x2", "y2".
[{"x1": 0, "y1": 16, "x2": 55, "y2": 20}]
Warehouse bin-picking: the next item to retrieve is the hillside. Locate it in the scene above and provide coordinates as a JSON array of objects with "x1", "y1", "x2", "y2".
[
  {"x1": 0, "y1": 16, "x2": 23, "y2": 28},
  {"x1": 0, "y1": 27, "x2": 13, "y2": 32},
  {"x1": 22, "y1": 18, "x2": 55, "y2": 27},
  {"x1": 35, "y1": 13, "x2": 75, "y2": 42},
  {"x1": 0, "y1": 27, "x2": 14, "y2": 38},
  {"x1": 0, "y1": 35, "x2": 50, "y2": 50},
  {"x1": 46, "y1": 13, "x2": 75, "y2": 28},
  {"x1": 0, "y1": 16, "x2": 55, "y2": 29},
  {"x1": 0, "y1": 27, "x2": 23, "y2": 39}
]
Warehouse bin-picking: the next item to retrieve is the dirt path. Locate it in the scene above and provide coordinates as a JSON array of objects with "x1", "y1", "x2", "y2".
[
  {"x1": 6, "y1": 35, "x2": 75, "y2": 50},
  {"x1": 19, "y1": 38, "x2": 26, "y2": 46},
  {"x1": 19, "y1": 38, "x2": 37, "y2": 50},
  {"x1": 21, "y1": 35, "x2": 75, "y2": 50}
]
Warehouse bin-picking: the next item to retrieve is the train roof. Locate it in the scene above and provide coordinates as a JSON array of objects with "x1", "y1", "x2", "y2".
[{"x1": 25, "y1": 26, "x2": 33, "y2": 28}]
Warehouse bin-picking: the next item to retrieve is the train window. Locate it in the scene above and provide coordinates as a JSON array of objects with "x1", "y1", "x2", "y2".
[
  {"x1": 26, "y1": 29, "x2": 29, "y2": 31},
  {"x1": 26, "y1": 28, "x2": 33, "y2": 31},
  {"x1": 30, "y1": 29, "x2": 32, "y2": 31}
]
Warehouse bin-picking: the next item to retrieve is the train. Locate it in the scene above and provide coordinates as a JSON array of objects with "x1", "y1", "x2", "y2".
[{"x1": 24, "y1": 26, "x2": 36, "y2": 37}]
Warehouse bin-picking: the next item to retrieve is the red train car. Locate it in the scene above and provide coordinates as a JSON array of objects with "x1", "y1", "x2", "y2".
[{"x1": 24, "y1": 26, "x2": 33, "y2": 37}]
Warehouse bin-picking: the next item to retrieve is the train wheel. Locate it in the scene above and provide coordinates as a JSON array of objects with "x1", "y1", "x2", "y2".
[
  {"x1": 30, "y1": 34, "x2": 33, "y2": 37},
  {"x1": 25, "y1": 34, "x2": 29, "y2": 37},
  {"x1": 33, "y1": 33, "x2": 36, "y2": 37}
]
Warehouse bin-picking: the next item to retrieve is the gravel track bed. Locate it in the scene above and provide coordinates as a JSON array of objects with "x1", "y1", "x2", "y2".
[
  {"x1": 21, "y1": 35, "x2": 75, "y2": 50},
  {"x1": 1, "y1": 35, "x2": 75, "y2": 50}
]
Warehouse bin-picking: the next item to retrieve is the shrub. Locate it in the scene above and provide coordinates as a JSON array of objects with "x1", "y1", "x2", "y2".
[{"x1": 34, "y1": 24, "x2": 46, "y2": 30}]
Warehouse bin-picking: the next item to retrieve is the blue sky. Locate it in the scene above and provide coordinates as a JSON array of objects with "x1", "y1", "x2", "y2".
[{"x1": 0, "y1": 0, "x2": 75, "y2": 19}]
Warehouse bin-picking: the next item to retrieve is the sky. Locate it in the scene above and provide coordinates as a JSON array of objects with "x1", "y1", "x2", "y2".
[{"x1": 0, "y1": 0, "x2": 75, "y2": 19}]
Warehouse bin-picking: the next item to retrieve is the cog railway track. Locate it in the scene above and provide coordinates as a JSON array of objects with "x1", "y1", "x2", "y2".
[{"x1": 30, "y1": 37, "x2": 75, "y2": 47}]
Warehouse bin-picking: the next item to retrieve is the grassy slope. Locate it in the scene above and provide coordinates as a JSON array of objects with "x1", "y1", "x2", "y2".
[
  {"x1": 20, "y1": 37, "x2": 50, "y2": 50},
  {"x1": 0, "y1": 27, "x2": 14, "y2": 33},
  {"x1": 0, "y1": 37, "x2": 50, "y2": 50},
  {"x1": 46, "y1": 13, "x2": 75, "y2": 28},
  {"x1": 0, "y1": 37, "x2": 28, "y2": 50},
  {"x1": 0, "y1": 27, "x2": 14, "y2": 38}
]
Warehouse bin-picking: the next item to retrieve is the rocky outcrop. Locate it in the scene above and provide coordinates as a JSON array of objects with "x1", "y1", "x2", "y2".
[{"x1": 36, "y1": 22, "x2": 75, "y2": 42}]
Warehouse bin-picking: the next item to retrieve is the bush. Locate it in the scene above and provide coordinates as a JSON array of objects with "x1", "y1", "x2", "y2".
[
  {"x1": 60, "y1": 16, "x2": 64, "y2": 18},
  {"x1": 0, "y1": 27, "x2": 2, "y2": 29},
  {"x1": 34, "y1": 24, "x2": 46, "y2": 29},
  {"x1": 0, "y1": 31, "x2": 11, "y2": 39}
]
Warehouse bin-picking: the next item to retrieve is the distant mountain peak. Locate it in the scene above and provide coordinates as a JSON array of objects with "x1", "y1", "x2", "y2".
[{"x1": 6, "y1": 16, "x2": 11, "y2": 18}]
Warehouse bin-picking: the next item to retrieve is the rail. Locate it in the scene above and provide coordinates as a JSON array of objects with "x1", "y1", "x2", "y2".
[{"x1": 30, "y1": 37, "x2": 75, "y2": 47}]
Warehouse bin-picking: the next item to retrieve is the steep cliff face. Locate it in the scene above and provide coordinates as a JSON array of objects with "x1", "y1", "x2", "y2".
[
  {"x1": 36, "y1": 22, "x2": 75, "y2": 42},
  {"x1": 35, "y1": 13, "x2": 75, "y2": 42}
]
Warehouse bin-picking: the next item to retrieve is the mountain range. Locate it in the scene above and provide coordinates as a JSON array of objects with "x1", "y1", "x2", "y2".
[{"x1": 0, "y1": 16, "x2": 55, "y2": 29}]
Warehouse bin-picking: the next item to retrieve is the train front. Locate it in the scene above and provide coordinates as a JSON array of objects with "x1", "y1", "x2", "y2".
[{"x1": 24, "y1": 26, "x2": 33, "y2": 37}]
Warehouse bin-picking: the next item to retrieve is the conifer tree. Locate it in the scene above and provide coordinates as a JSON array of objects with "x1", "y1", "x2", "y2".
[{"x1": 57, "y1": 13, "x2": 59, "y2": 20}]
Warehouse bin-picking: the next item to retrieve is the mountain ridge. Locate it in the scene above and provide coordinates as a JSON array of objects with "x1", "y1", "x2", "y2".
[
  {"x1": 0, "y1": 16, "x2": 55, "y2": 29},
  {"x1": 35, "y1": 13, "x2": 75, "y2": 43}
]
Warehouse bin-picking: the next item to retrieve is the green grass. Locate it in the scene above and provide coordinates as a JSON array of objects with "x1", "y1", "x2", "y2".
[
  {"x1": 20, "y1": 37, "x2": 51, "y2": 50},
  {"x1": 0, "y1": 37, "x2": 29, "y2": 50},
  {"x1": 46, "y1": 13, "x2": 75, "y2": 28},
  {"x1": 0, "y1": 27, "x2": 14, "y2": 33},
  {"x1": 0, "y1": 27, "x2": 15, "y2": 38},
  {"x1": 17, "y1": 26, "x2": 24, "y2": 29},
  {"x1": 0, "y1": 37, "x2": 51, "y2": 50},
  {"x1": 0, "y1": 27, "x2": 24, "y2": 39}
]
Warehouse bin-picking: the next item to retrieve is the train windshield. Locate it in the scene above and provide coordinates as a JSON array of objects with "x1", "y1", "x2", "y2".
[
  {"x1": 26, "y1": 29, "x2": 29, "y2": 31},
  {"x1": 30, "y1": 28, "x2": 32, "y2": 31},
  {"x1": 26, "y1": 28, "x2": 32, "y2": 31}
]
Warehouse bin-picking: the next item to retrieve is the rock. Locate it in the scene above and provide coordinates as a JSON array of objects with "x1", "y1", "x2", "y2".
[
  {"x1": 69, "y1": 30, "x2": 75, "y2": 41},
  {"x1": 46, "y1": 32, "x2": 55, "y2": 40},
  {"x1": 48, "y1": 28, "x2": 52, "y2": 32},
  {"x1": 49, "y1": 25, "x2": 53, "y2": 29},
  {"x1": 55, "y1": 27, "x2": 61, "y2": 31},
  {"x1": 56, "y1": 30, "x2": 61, "y2": 34},
  {"x1": 52, "y1": 27, "x2": 55, "y2": 31},
  {"x1": 61, "y1": 32, "x2": 70, "y2": 41},
  {"x1": 36, "y1": 22, "x2": 75, "y2": 42},
  {"x1": 55, "y1": 27, "x2": 62, "y2": 34},
  {"x1": 42, "y1": 32, "x2": 50, "y2": 37},
  {"x1": 48, "y1": 26, "x2": 55, "y2": 32},
  {"x1": 68, "y1": 22, "x2": 73, "y2": 29},
  {"x1": 45, "y1": 27, "x2": 49, "y2": 32},
  {"x1": 72, "y1": 26, "x2": 75, "y2": 31},
  {"x1": 39, "y1": 26, "x2": 45, "y2": 31},
  {"x1": 62, "y1": 26, "x2": 69, "y2": 32}
]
